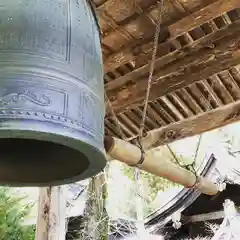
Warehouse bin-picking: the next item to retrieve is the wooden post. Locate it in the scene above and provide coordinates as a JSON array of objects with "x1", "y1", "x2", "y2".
[
  {"x1": 35, "y1": 186, "x2": 66, "y2": 240},
  {"x1": 105, "y1": 137, "x2": 219, "y2": 196},
  {"x1": 35, "y1": 188, "x2": 51, "y2": 240}
]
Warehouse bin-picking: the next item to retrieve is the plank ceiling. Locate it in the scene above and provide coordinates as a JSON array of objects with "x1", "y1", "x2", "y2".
[{"x1": 93, "y1": 0, "x2": 240, "y2": 146}]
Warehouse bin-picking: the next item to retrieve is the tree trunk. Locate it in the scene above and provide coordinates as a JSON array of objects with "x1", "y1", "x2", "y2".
[{"x1": 80, "y1": 172, "x2": 109, "y2": 240}]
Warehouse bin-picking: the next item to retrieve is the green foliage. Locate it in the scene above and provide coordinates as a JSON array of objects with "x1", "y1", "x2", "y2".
[{"x1": 0, "y1": 187, "x2": 35, "y2": 240}]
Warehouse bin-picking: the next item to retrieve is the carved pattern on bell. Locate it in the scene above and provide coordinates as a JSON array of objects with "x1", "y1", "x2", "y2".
[
  {"x1": 0, "y1": 109, "x2": 102, "y2": 142},
  {"x1": 0, "y1": 91, "x2": 51, "y2": 107},
  {"x1": 0, "y1": 76, "x2": 103, "y2": 141},
  {"x1": 79, "y1": 89, "x2": 104, "y2": 137}
]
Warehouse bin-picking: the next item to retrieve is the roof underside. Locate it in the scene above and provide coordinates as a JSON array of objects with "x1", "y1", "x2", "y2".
[{"x1": 94, "y1": 0, "x2": 240, "y2": 146}]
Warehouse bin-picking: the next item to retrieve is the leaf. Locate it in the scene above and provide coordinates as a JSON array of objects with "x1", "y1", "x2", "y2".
[{"x1": 0, "y1": 187, "x2": 35, "y2": 240}]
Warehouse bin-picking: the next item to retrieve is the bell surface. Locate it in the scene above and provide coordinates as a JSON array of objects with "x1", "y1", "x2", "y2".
[{"x1": 0, "y1": 0, "x2": 106, "y2": 186}]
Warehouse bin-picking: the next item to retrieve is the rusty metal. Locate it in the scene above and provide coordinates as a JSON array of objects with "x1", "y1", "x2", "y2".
[{"x1": 0, "y1": 0, "x2": 106, "y2": 186}]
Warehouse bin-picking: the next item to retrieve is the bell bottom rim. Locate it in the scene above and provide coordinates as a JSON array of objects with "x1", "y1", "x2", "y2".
[{"x1": 0, "y1": 119, "x2": 106, "y2": 186}]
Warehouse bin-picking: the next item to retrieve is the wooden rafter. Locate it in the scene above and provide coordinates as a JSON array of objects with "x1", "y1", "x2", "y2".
[
  {"x1": 101, "y1": 0, "x2": 240, "y2": 147},
  {"x1": 105, "y1": 20, "x2": 239, "y2": 94},
  {"x1": 107, "y1": 28, "x2": 240, "y2": 115},
  {"x1": 103, "y1": 0, "x2": 240, "y2": 73},
  {"x1": 98, "y1": 0, "x2": 158, "y2": 37}
]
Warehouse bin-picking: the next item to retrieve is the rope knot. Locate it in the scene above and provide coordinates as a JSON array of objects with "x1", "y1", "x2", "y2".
[{"x1": 129, "y1": 137, "x2": 146, "y2": 167}]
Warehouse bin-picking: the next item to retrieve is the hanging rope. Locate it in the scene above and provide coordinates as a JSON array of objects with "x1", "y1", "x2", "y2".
[
  {"x1": 133, "y1": 0, "x2": 165, "y2": 169},
  {"x1": 138, "y1": 1, "x2": 164, "y2": 140},
  {"x1": 165, "y1": 73, "x2": 217, "y2": 187},
  {"x1": 167, "y1": 135, "x2": 202, "y2": 172},
  {"x1": 105, "y1": 92, "x2": 127, "y2": 140},
  {"x1": 105, "y1": 0, "x2": 165, "y2": 164},
  {"x1": 166, "y1": 134, "x2": 202, "y2": 188},
  {"x1": 105, "y1": 3, "x2": 166, "y2": 221},
  {"x1": 133, "y1": 0, "x2": 165, "y2": 235}
]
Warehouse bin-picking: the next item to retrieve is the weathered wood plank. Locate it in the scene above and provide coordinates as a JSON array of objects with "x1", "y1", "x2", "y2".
[
  {"x1": 98, "y1": 0, "x2": 158, "y2": 38},
  {"x1": 35, "y1": 187, "x2": 66, "y2": 240},
  {"x1": 97, "y1": 0, "x2": 156, "y2": 28},
  {"x1": 201, "y1": 80, "x2": 223, "y2": 107},
  {"x1": 168, "y1": 0, "x2": 238, "y2": 37},
  {"x1": 189, "y1": 84, "x2": 212, "y2": 111},
  {"x1": 212, "y1": 74, "x2": 235, "y2": 104},
  {"x1": 48, "y1": 187, "x2": 66, "y2": 240},
  {"x1": 103, "y1": 0, "x2": 240, "y2": 72},
  {"x1": 169, "y1": 0, "x2": 187, "y2": 14},
  {"x1": 171, "y1": 92, "x2": 195, "y2": 117},
  {"x1": 35, "y1": 188, "x2": 51, "y2": 240},
  {"x1": 141, "y1": 100, "x2": 240, "y2": 149},
  {"x1": 161, "y1": 96, "x2": 185, "y2": 120},
  {"x1": 185, "y1": 210, "x2": 225, "y2": 223},
  {"x1": 106, "y1": 19, "x2": 240, "y2": 93},
  {"x1": 178, "y1": 88, "x2": 204, "y2": 114},
  {"x1": 106, "y1": 25, "x2": 240, "y2": 115}
]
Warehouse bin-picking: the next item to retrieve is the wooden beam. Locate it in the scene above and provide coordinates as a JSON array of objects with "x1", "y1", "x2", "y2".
[
  {"x1": 106, "y1": 18, "x2": 240, "y2": 93},
  {"x1": 105, "y1": 137, "x2": 219, "y2": 195},
  {"x1": 185, "y1": 210, "x2": 225, "y2": 223},
  {"x1": 103, "y1": 0, "x2": 240, "y2": 72},
  {"x1": 168, "y1": 0, "x2": 238, "y2": 37},
  {"x1": 35, "y1": 188, "x2": 50, "y2": 240},
  {"x1": 98, "y1": 1, "x2": 158, "y2": 38},
  {"x1": 106, "y1": 24, "x2": 240, "y2": 115},
  {"x1": 184, "y1": 206, "x2": 240, "y2": 223},
  {"x1": 35, "y1": 187, "x2": 66, "y2": 240},
  {"x1": 141, "y1": 100, "x2": 240, "y2": 149},
  {"x1": 169, "y1": 0, "x2": 187, "y2": 14}
]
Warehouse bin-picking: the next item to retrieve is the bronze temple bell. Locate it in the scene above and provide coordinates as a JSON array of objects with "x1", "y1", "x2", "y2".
[{"x1": 0, "y1": 0, "x2": 106, "y2": 186}]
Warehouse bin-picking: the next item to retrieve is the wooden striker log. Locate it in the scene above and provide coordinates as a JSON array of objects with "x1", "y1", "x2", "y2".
[{"x1": 104, "y1": 137, "x2": 219, "y2": 196}]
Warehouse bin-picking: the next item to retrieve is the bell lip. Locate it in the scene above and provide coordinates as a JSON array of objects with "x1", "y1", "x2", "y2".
[{"x1": 0, "y1": 119, "x2": 106, "y2": 187}]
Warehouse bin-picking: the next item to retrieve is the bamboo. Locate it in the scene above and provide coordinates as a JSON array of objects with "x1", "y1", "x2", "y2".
[{"x1": 104, "y1": 137, "x2": 219, "y2": 196}]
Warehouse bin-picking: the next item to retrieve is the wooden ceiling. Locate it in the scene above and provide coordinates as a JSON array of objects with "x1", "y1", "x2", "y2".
[{"x1": 93, "y1": 0, "x2": 240, "y2": 146}]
